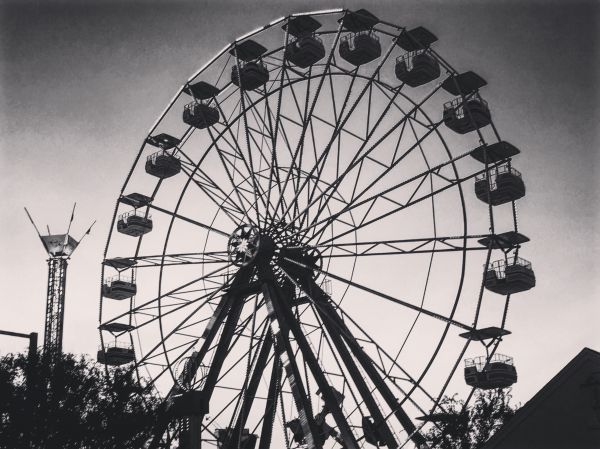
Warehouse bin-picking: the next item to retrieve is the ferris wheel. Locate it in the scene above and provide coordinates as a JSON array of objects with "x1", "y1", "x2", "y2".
[{"x1": 98, "y1": 8, "x2": 536, "y2": 449}]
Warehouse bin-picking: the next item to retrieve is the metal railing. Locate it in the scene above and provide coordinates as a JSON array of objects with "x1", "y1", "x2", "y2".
[
  {"x1": 104, "y1": 275, "x2": 134, "y2": 286},
  {"x1": 118, "y1": 209, "x2": 151, "y2": 222},
  {"x1": 465, "y1": 353, "x2": 513, "y2": 371},
  {"x1": 290, "y1": 33, "x2": 324, "y2": 47},
  {"x1": 100, "y1": 341, "x2": 134, "y2": 351},
  {"x1": 396, "y1": 49, "x2": 428, "y2": 71},
  {"x1": 486, "y1": 256, "x2": 533, "y2": 278},
  {"x1": 341, "y1": 30, "x2": 380, "y2": 51},
  {"x1": 147, "y1": 149, "x2": 179, "y2": 163},
  {"x1": 443, "y1": 95, "x2": 488, "y2": 119},
  {"x1": 475, "y1": 163, "x2": 522, "y2": 183}
]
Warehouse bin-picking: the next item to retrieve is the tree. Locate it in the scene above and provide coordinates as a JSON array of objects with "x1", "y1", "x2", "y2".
[
  {"x1": 0, "y1": 350, "x2": 162, "y2": 449},
  {"x1": 424, "y1": 389, "x2": 518, "y2": 449}
]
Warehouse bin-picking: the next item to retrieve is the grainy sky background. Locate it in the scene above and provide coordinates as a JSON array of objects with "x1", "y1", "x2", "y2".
[{"x1": 1, "y1": 0, "x2": 598, "y2": 407}]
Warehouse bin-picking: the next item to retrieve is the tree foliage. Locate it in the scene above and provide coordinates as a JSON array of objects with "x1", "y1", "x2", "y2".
[
  {"x1": 424, "y1": 389, "x2": 518, "y2": 449},
  {"x1": 0, "y1": 350, "x2": 162, "y2": 449}
]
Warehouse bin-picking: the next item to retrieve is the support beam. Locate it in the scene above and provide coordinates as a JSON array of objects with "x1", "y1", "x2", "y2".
[
  {"x1": 149, "y1": 268, "x2": 254, "y2": 449},
  {"x1": 228, "y1": 333, "x2": 274, "y2": 449},
  {"x1": 261, "y1": 280, "x2": 323, "y2": 449},
  {"x1": 258, "y1": 358, "x2": 283, "y2": 449},
  {"x1": 303, "y1": 281, "x2": 398, "y2": 449},
  {"x1": 312, "y1": 291, "x2": 427, "y2": 447},
  {"x1": 261, "y1": 267, "x2": 360, "y2": 449}
]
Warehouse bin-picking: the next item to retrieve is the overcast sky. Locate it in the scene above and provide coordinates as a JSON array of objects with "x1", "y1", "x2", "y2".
[{"x1": 1, "y1": 0, "x2": 598, "y2": 408}]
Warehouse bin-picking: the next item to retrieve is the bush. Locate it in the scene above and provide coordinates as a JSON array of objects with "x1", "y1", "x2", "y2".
[
  {"x1": 0, "y1": 350, "x2": 161, "y2": 449},
  {"x1": 424, "y1": 389, "x2": 518, "y2": 449}
]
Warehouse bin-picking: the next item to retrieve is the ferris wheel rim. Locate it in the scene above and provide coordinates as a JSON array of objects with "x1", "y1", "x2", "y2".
[{"x1": 97, "y1": 8, "x2": 528, "y2": 449}]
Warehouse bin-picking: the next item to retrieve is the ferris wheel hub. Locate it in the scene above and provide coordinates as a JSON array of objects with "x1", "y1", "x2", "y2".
[{"x1": 227, "y1": 224, "x2": 276, "y2": 267}]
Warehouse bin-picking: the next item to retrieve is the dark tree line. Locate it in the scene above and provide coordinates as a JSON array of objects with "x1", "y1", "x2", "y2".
[
  {"x1": 0, "y1": 350, "x2": 162, "y2": 449},
  {"x1": 0, "y1": 348, "x2": 517, "y2": 449}
]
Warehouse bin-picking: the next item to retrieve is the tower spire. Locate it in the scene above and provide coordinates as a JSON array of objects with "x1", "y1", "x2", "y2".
[{"x1": 24, "y1": 206, "x2": 92, "y2": 361}]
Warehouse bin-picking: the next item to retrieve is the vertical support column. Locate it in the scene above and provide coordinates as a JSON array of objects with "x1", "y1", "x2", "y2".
[
  {"x1": 189, "y1": 416, "x2": 202, "y2": 449},
  {"x1": 262, "y1": 270, "x2": 360, "y2": 449},
  {"x1": 44, "y1": 257, "x2": 68, "y2": 360},
  {"x1": 261, "y1": 280, "x2": 322, "y2": 449}
]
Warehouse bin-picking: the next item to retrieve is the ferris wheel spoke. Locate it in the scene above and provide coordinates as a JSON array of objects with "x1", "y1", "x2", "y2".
[
  {"x1": 262, "y1": 62, "x2": 287, "y2": 225},
  {"x1": 233, "y1": 51, "x2": 270, "y2": 228},
  {"x1": 221, "y1": 123, "x2": 273, "y2": 221},
  {"x1": 179, "y1": 164, "x2": 251, "y2": 227},
  {"x1": 213, "y1": 99, "x2": 266, "y2": 226},
  {"x1": 290, "y1": 82, "x2": 446, "y2": 241},
  {"x1": 314, "y1": 160, "x2": 499, "y2": 246},
  {"x1": 278, "y1": 65, "x2": 317, "y2": 222},
  {"x1": 272, "y1": 18, "x2": 346, "y2": 223},
  {"x1": 280, "y1": 34, "x2": 403, "y2": 231},
  {"x1": 147, "y1": 203, "x2": 231, "y2": 237},
  {"x1": 119, "y1": 251, "x2": 230, "y2": 267},
  {"x1": 102, "y1": 262, "x2": 232, "y2": 327},
  {"x1": 243, "y1": 93, "x2": 296, "y2": 223},
  {"x1": 204, "y1": 125, "x2": 269, "y2": 226},
  {"x1": 180, "y1": 142, "x2": 262, "y2": 224},
  {"x1": 372, "y1": 82, "x2": 439, "y2": 131},
  {"x1": 281, "y1": 256, "x2": 473, "y2": 333},
  {"x1": 295, "y1": 234, "x2": 489, "y2": 258},
  {"x1": 333, "y1": 303, "x2": 445, "y2": 409},
  {"x1": 294, "y1": 68, "x2": 359, "y2": 229},
  {"x1": 302, "y1": 137, "x2": 488, "y2": 245},
  {"x1": 130, "y1": 283, "x2": 233, "y2": 375},
  {"x1": 179, "y1": 148, "x2": 249, "y2": 210}
]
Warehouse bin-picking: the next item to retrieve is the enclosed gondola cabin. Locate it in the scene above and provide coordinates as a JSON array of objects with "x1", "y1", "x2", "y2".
[
  {"x1": 231, "y1": 62, "x2": 269, "y2": 91},
  {"x1": 283, "y1": 15, "x2": 326, "y2": 68},
  {"x1": 183, "y1": 103, "x2": 219, "y2": 129},
  {"x1": 116, "y1": 210, "x2": 153, "y2": 237},
  {"x1": 395, "y1": 50, "x2": 440, "y2": 87},
  {"x1": 102, "y1": 276, "x2": 136, "y2": 300},
  {"x1": 338, "y1": 9, "x2": 381, "y2": 66},
  {"x1": 230, "y1": 40, "x2": 269, "y2": 91},
  {"x1": 182, "y1": 81, "x2": 220, "y2": 129},
  {"x1": 464, "y1": 354, "x2": 517, "y2": 389},
  {"x1": 484, "y1": 257, "x2": 536, "y2": 295},
  {"x1": 475, "y1": 164, "x2": 526, "y2": 206},
  {"x1": 145, "y1": 150, "x2": 181, "y2": 179},
  {"x1": 97, "y1": 343, "x2": 135, "y2": 366},
  {"x1": 339, "y1": 31, "x2": 381, "y2": 66},
  {"x1": 443, "y1": 96, "x2": 491, "y2": 134}
]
